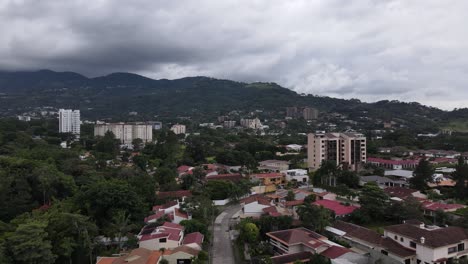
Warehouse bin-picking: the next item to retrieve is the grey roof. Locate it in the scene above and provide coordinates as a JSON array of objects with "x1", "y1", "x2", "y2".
[{"x1": 360, "y1": 175, "x2": 407, "y2": 185}]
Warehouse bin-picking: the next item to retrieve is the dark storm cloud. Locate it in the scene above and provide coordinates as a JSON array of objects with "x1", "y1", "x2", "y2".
[{"x1": 1, "y1": 0, "x2": 467, "y2": 109}]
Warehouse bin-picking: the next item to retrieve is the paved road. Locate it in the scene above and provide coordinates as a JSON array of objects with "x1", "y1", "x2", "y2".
[{"x1": 211, "y1": 204, "x2": 241, "y2": 264}]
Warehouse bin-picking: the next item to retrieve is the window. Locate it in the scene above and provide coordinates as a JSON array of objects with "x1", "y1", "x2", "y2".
[
  {"x1": 400, "y1": 237, "x2": 404, "y2": 242},
  {"x1": 417, "y1": 260, "x2": 421, "y2": 264},
  {"x1": 458, "y1": 243, "x2": 465, "y2": 251},
  {"x1": 381, "y1": 250, "x2": 388, "y2": 255},
  {"x1": 405, "y1": 259, "x2": 411, "y2": 264},
  {"x1": 448, "y1": 246, "x2": 457, "y2": 254},
  {"x1": 159, "y1": 238, "x2": 167, "y2": 243},
  {"x1": 410, "y1": 241, "x2": 417, "y2": 248},
  {"x1": 394, "y1": 235, "x2": 398, "y2": 240}
]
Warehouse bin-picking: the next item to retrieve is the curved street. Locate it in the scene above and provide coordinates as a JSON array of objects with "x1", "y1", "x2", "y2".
[{"x1": 211, "y1": 204, "x2": 241, "y2": 264}]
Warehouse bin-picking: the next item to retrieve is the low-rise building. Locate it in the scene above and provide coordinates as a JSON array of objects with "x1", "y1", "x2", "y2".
[
  {"x1": 138, "y1": 222, "x2": 184, "y2": 250},
  {"x1": 251, "y1": 173, "x2": 285, "y2": 186},
  {"x1": 240, "y1": 195, "x2": 273, "y2": 217},
  {"x1": 258, "y1": 160, "x2": 290, "y2": 172},
  {"x1": 313, "y1": 199, "x2": 358, "y2": 218},
  {"x1": 360, "y1": 175, "x2": 408, "y2": 188},
  {"x1": 367, "y1": 157, "x2": 419, "y2": 170}
]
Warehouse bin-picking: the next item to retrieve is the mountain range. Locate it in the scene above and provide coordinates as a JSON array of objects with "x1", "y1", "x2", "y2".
[{"x1": 0, "y1": 69, "x2": 466, "y2": 131}]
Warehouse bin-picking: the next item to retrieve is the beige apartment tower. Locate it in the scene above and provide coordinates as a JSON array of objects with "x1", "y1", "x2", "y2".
[{"x1": 307, "y1": 132, "x2": 366, "y2": 171}]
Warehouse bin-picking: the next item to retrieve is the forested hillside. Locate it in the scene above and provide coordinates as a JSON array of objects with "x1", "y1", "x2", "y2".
[{"x1": 0, "y1": 70, "x2": 464, "y2": 130}]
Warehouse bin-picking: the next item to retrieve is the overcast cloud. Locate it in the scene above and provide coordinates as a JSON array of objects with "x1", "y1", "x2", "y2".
[{"x1": 1, "y1": 0, "x2": 467, "y2": 109}]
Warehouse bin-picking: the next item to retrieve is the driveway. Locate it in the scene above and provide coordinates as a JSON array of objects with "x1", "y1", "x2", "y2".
[{"x1": 211, "y1": 204, "x2": 241, "y2": 264}]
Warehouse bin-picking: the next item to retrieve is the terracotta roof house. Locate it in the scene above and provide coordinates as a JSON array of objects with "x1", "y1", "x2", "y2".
[
  {"x1": 146, "y1": 200, "x2": 190, "y2": 224},
  {"x1": 240, "y1": 195, "x2": 273, "y2": 217},
  {"x1": 367, "y1": 157, "x2": 419, "y2": 170},
  {"x1": 384, "y1": 222, "x2": 468, "y2": 263},
  {"x1": 266, "y1": 227, "x2": 330, "y2": 255},
  {"x1": 421, "y1": 201, "x2": 466, "y2": 216},
  {"x1": 182, "y1": 232, "x2": 204, "y2": 250},
  {"x1": 312, "y1": 199, "x2": 358, "y2": 217},
  {"x1": 270, "y1": 251, "x2": 313, "y2": 264},
  {"x1": 206, "y1": 173, "x2": 243, "y2": 182},
  {"x1": 384, "y1": 187, "x2": 427, "y2": 201},
  {"x1": 328, "y1": 221, "x2": 416, "y2": 263}
]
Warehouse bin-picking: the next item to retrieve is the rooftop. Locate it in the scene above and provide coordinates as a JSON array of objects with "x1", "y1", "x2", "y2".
[
  {"x1": 384, "y1": 223, "x2": 468, "y2": 248},
  {"x1": 266, "y1": 227, "x2": 328, "y2": 250},
  {"x1": 313, "y1": 200, "x2": 358, "y2": 216}
]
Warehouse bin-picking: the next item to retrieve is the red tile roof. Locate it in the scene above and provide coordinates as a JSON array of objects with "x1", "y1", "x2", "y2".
[
  {"x1": 182, "y1": 232, "x2": 204, "y2": 246},
  {"x1": 271, "y1": 252, "x2": 313, "y2": 264},
  {"x1": 96, "y1": 257, "x2": 117, "y2": 264},
  {"x1": 313, "y1": 200, "x2": 358, "y2": 216},
  {"x1": 162, "y1": 222, "x2": 184, "y2": 230},
  {"x1": 384, "y1": 187, "x2": 418, "y2": 199},
  {"x1": 174, "y1": 208, "x2": 189, "y2": 219},
  {"x1": 241, "y1": 194, "x2": 271, "y2": 206},
  {"x1": 144, "y1": 211, "x2": 166, "y2": 223},
  {"x1": 177, "y1": 165, "x2": 192, "y2": 174},
  {"x1": 320, "y1": 245, "x2": 352, "y2": 259},
  {"x1": 422, "y1": 201, "x2": 466, "y2": 212},
  {"x1": 206, "y1": 173, "x2": 243, "y2": 181},
  {"x1": 170, "y1": 245, "x2": 200, "y2": 256},
  {"x1": 333, "y1": 221, "x2": 415, "y2": 257},
  {"x1": 266, "y1": 227, "x2": 327, "y2": 250},
  {"x1": 384, "y1": 223, "x2": 468, "y2": 248}
]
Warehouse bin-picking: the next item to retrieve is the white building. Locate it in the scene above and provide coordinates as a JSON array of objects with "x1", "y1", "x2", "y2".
[
  {"x1": 58, "y1": 109, "x2": 80, "y2": 135},
  {"x1": 282, "y1": 169, "x2": 309, "y2": 183},
  {"x1": 94, "y1": 123, "x2": 152, "y2": 144},
  {"x1": 384, "y1": 221, "x2": 468, "y2": 264},
  {"x1": 171, "y1": 124, "x2": 186, "y2": 135}
]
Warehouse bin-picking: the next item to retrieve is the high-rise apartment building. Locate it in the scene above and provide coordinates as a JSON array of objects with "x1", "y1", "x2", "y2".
[
  {"x1": 170, "y1": 124, "x2": 186, "y2": 135},
  {"x1": 59, "y1": 109, "x2": 80, "y2": 135},
  {"x1": 303, "y1": 107, "x2": 318, "y2": 120},
  {"x1": 307, "y1": 132, "x2": 366, "y2": 171},
  {"x1": 94, "y1": 123, "x2": 152, "y2": 144}
]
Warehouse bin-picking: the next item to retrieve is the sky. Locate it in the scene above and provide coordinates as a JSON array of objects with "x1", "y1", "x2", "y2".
[{"x1": 1, "y1": 0, "x2": 467, "y2": 110}]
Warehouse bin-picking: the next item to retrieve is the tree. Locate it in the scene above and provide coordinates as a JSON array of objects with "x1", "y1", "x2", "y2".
[
  {"x1": 180, "y1": 219, "x2": 208, "y2": 237},
  {"x1": 241, "y1": 222, "x2": 259, "y2": 244},
  {"x1": 313, "y1": 161, "x2": 339, "y2": 187},
  {"x1": 6, "y1": 219, "x2": 56, "y2": 264},
  {"x1": 304, "y1": 194, "x2": 316, "y2": 204},
  {"x1": 296, "y1": 204, "x2": 331, "y2": 232},
  {"x1": 286, "y1": 190, "x2": 295, "y2": 201},
  {"x1": 308, "y1": 254, "x2": 331, "y2": 264},
  {"x1": 358, "y1": 182, "x2": 389, "y2": 221},
  {"x1": 94, "y1": 131, "x2": 119, "y2": 160},
  {"x1": 453, "y1": 156, "x2": 468, "y2": 199},
  {"x1": 410, "y1": 159, "x2": 434, "y2": 190}
]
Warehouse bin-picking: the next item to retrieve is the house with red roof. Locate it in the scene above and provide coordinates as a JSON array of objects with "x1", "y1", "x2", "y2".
[
  {"x1": 206, "y1": 173, "x2": 243, "y2": 182},
  {"x1": 138, "y1": 222, "x2": 185, "y2": 251},
  {"x1": 96, "y1": 245, "x2": 201, "y2": 264},
  {"x1": 181, "y1": 232, "x2": 204, "y2": 250},
  {"x1": 421, "y1": 201, "x2": 466, "y2": 216},
  {"x1": 240, "y1": 195, "x2": 273, "y2": 217},
  {"x1": 157, "y1": 190, "x2": 192, "y2": 200},
  {"x1": 312, "y1": 199, "x2": 358, "y2": 218}
]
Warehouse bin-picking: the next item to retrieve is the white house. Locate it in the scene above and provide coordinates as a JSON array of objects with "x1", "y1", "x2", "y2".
[
  {"x1": 240, "y1": 195, "x2": 273, "y2": 217},
  {"x1": 384, "y1": 221, "x2": 468, "y2": 264},
  {"x1": 282, "y1": 169, "x2": 309, "y2": 183}
]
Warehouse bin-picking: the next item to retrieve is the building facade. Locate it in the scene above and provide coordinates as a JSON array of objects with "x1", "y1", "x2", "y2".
[
  {"x1": 303, "y1": 107, "x2": 319, "y2": 120},
  {"x1": 307, "y1": 132, "x2": 366, "y2": 171},
  {"x1": 170, "y1": 124, "x2": 186, "y2": 135},
  {"x1": 240, "y1": 118, "x2": 262, "y2": 129},
  {"x1": 94, "y1": 123, "x2": 153, "y2": 144},
  {"x1": 58, "y1": 109, "x2": 80, "y2": 135}
]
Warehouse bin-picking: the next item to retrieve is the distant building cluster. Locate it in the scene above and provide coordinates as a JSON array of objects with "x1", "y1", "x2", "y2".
[
  {"x1": 286, "y1": 106, "x2": 318, "y2": 120},
  {"x1": 94, "y1": 122, "x2": 153, "y2": 144},
  {"x1": 58, "y1": 109, "x2": 81, "y2": 135},
  {"x1": 307, "y1": 132, "x2": 366, "y2": 171}
]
